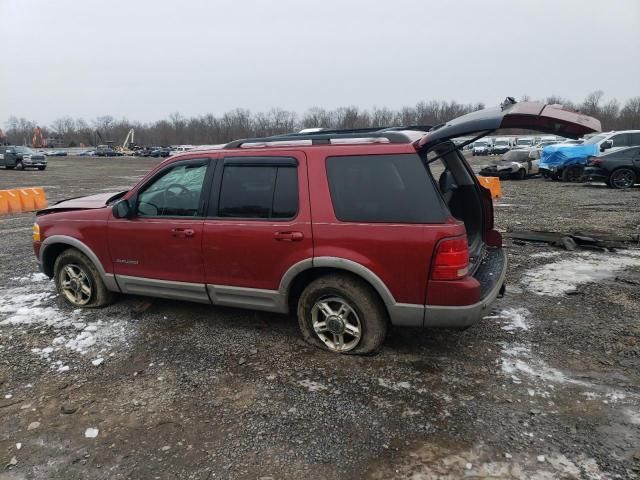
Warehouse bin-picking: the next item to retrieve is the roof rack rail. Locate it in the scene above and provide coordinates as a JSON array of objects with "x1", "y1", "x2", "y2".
[{"x1": 223, "y1": 131, "x2": 414, "y2": 149}]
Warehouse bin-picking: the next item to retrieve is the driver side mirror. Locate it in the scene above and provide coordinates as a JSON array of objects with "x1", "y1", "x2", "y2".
[
  {"x1": 600, "y1": 140, "x2": 613, "y2": 152},
  {"x1": 112, "y1": 199, "x2": 133, "y2": 219}
]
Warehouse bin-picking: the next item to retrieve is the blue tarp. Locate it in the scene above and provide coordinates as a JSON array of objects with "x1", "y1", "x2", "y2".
[{"x1": 539, "y1": 144, "x2": 598, "y2": 170}]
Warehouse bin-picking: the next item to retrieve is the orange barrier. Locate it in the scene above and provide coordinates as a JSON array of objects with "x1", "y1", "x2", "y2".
[
  {"x1": 0, "y1": 191, "x2": 9, "y2": 215},
  {"x1": 0, "y1": 187, "x2": 48, "y2": 214},
  {"x1": 477, "y1": 176, "x2": 502, "y2": 199},
  {"x1": 30, "y1": 187, "x2": 48, "y2": 210}
]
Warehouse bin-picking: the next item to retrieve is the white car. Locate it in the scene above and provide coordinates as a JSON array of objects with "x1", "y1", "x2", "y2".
[{"x1": 169, "y1": 145, "x2": 195, "y2": 156}]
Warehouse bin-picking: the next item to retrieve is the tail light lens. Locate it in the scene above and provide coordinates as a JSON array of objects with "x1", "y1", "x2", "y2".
[
  {"x1": 432, "y1": 236, "x2": 469, "y2": 280},
  {"x1": 587, "y1": 156, "x2": 602, "y2": 166}
]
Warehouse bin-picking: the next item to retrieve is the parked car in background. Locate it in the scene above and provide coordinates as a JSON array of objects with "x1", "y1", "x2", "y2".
[
  {"x1": 95, "y1": 145, "x2": 123, "y2": 157},
  {"x1": 32, "y1": 100, "x2": 599, "y2": 354},
  {"x1": 150, "y1": 147, "x2": 172, "y2": 158},
  {"x1": 47, "y1": 150, "x2": 68, "y2": 157},
  {"x1": 492, "y1": 137, "x2": 515, "y2": 155},
  {"x1": 78, "y1": 149, "x2": 96, "y2": 156},
  {"x1": 514, "y1": 137, "x2": 535, "y2": 149},
  {"x1": 134, "y1": 147, "x2": 156, "y2": 157},
  {"x1": 169, "y1": 145, "x2": 194, "y2": 156},
  {"x1": 528, "y1": 140, "x2": 561, "y2": 160},
  {"x1": 0, "y1": 146, "x2": 48, "y2": 170},
  {"x1": 480, "y1": 147, "x2": 539, "y2": 179},
  {"x1": 472, "y1": 140, "x2": 492, "y2": 156},
  {"x1": 539, "y1": 130, "x2": 640, "y2": 181},
  {"x1": 585, "y1": 146, "x2": 640, "y2": 189}
]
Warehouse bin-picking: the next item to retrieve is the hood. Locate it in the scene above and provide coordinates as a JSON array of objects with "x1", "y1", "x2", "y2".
[
  {"x1": 38, "y1": 192, "x2": 126, "y2": 214},
  {"x1": 415, "y1": 99, "x2": 601, "y2": 152}
]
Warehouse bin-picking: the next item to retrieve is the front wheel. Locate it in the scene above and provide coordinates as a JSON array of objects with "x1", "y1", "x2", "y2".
[
  {"x1": 515, "y1": 168, "x2": 526, "y2": 180},
  {"x1": 54, "y1": 249, "x2": 115, "y2": 308},
  {"x1": 608, "y1": 168, "x2": 637, "y2": 189},
  {"x1": 297, "y1": 274, "x2": 387, "y2": 355},
  {"x1": 38, "y1": 166, "x2": 46, "y2": 171},
  {"x1": 15, "y1": 161, "x2": 24, "y2": 171}
]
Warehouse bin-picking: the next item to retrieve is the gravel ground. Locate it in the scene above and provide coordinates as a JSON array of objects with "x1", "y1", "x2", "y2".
[{"x1": 0, "y1": 155, "x2": 639, "y2": 480}]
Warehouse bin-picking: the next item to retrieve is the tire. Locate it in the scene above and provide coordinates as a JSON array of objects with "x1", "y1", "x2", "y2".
[
  {"x1": 38, "y1": 166, "x2": 46, "y2": 171},
  {"x1": 515, "y1": 168, "x2": 526, "y2": 180},
  {"x1": 15, "y1": 161, "x2": 24, "y2": 171},
  {"x1": 608, "y1": 168, "x2": 636, "y2": 189},
  {"x1": 53, "y1": 249, "x2": 115, "y2": 308},
  {"x1": 5, "y1": 165, "x2": 14, "y2": 170},
  {"x1": 561, "y1": 165, "x2": 584, "y2": 182},
  {"x1": 297, "y1": 273, "x2": 387, "y2": 355}
]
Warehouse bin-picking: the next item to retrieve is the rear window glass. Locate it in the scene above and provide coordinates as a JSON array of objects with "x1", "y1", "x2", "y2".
[
  {"x1": 218, "y1": 165, "x2": 298, "y2": 219},
  {"x1": 325, "y1": 154, "x2": 445, "y2": 223}
]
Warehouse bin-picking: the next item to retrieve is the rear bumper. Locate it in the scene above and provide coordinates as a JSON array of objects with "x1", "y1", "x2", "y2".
[{"x1": 424, "y1": 247, "x2": 507, "y2": 328}]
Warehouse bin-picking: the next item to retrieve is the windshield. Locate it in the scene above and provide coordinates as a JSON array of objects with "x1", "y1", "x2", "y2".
[
  {"x1": 475, "y1": 142, "x2": 487, "y2": 147},
  {"x1": 584, "y1": 134, "x2": 607, "y2": 145},
  {"x1": 517, "y1": 139, "x2": 532, "y2": 145},
  {"x1": 16, "y1": 147, "x2": 34, "y2": 154},
  {"x1": 495, "y1": 141, "x2": 508, "y2": 146}
]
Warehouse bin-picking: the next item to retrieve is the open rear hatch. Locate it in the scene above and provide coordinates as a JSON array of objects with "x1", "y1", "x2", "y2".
[
  {"x1": 415, "y1": 99, "x2": 601, "y2": 151},
  {"x1": 415, "y1": 99, "x2": 601, "y2": 283}
]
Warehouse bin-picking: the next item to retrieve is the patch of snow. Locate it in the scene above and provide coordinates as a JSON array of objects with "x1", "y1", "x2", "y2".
[
  {"x1": 91, "y1": 357, "x2": 104, "y2": 366},
  {"x1": 378, "y1": 378, "x2": 412, "y2": 391},
  {"x1": 529, "y1": 251, "x2": 563, "y2": 259},
  {"x1": 521, "y1": 250, "x2": 640, "y2": 296},
  {"x1": 487, "y1": 308, "x2": 530, "y2": 331},
  {"x1": 84, "y1": 427, "x2": 99, "y2": 438},
  {"x1": 298, "y1": 379, "x2": 328, "y2": 392}
]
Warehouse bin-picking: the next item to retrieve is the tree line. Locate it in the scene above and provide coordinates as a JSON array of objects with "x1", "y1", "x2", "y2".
[{"x1": 3, "y1": 91, "x2": 639, "y2": 148}]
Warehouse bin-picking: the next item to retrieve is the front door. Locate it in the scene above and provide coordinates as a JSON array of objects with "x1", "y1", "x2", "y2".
[
  {"x1": 108, "y1": 158, "x2": 214, "y2": 302},
  {"x1": 201, "y1": 152, "x2": 313, "y2": 312}
]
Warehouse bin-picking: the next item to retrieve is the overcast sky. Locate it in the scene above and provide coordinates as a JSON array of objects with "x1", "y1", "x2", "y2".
[{"x1": 1, "y1": 0, "x2": 638, "y2": 126}]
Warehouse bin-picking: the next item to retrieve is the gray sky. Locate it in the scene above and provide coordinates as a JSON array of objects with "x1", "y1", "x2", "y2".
[{"x1": 1, "y1": 0, "x2": 639, "y2": 126}]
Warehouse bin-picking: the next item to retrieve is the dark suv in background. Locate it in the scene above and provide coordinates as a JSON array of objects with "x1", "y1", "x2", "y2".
[
  {"x1": 0, "y1": 145, "x2": 47, "y2": 170},
  {"x1": 32, "y1": 101, "x2": 600, "y2": 354}
]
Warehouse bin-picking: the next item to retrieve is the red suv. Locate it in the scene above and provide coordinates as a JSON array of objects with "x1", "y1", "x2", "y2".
[{"x1": 33, "y1": 101, "x2": 600, "y2": 354}]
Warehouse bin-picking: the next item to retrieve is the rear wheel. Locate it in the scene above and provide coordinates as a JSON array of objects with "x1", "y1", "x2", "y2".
[
  {"x1": 562, "y1": 165, "x2": 584, "y2": 182},
  {"x1": 15, "y1": 161, "x2": 24, "y2": 171},
  {"x1": 54, "y1": 249, "x2": 115, "y2": 308},
  {"x1": 608, "y1": 168, "x2": 636, "y2": 189},
  {"x1": 515, "y1": 168, "x2": 526, "y2": 180},
  {"x1": 297, "y1": 274, "x2": 387, "y2": 355}
]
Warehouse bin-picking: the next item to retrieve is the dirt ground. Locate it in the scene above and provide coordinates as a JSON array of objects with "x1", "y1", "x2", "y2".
[{"x1": 1, "y1": 155, "x2": 639, "y2": 480}]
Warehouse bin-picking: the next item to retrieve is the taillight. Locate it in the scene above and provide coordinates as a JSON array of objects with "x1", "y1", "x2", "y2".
[
  {"x1": 432, "y1": 236, "x2": 469, "y2": 280},
  {"x1": 587, "y1": 156, "x2": 602, "y2": 166}
]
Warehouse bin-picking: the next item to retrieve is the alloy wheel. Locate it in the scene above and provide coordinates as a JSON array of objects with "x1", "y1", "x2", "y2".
[
  {"x1": 310, "y1": 296, "x2": 362, "y2": 353},
  {"x1": 59, "y1": 264, "x2": 93, "y2": 305},
  {"x1": 611, "y1": 169, "x2": 635, "y2": 189}
]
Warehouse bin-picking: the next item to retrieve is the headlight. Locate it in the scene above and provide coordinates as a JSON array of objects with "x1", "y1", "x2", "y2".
[{"x1": 33, "y1": 223, "x2": 40, "y2": 242}]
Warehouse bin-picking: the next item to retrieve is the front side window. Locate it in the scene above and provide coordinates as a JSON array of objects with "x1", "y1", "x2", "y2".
[
  {"x1": 136, "y1": 162, "x2": 208, "y2": 217},
  {"x1": 218, "y1": 164, "x2": 298, "y2": 219},
  {"x1": 326, "y1": 154, "x2": 444, "y2": 223}
]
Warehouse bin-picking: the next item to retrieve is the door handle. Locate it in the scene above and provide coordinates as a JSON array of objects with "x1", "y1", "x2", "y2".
[
  {"x1": 171, "y1": 228, "x2": 195, "y2": 238},
  {"x1": 274, "y1": 231, "x2": 304, "y2": 242}
]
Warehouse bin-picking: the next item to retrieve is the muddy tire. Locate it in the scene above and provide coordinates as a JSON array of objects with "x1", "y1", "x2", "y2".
[
  {"x1": 516, "y1": 168, "x2": 526, "y2": 180},
  {"x1": 54, "y1": 249, "x2": 115, "y2": 308},
  {"x1": 297, "y1": 274, "x2": 387, "y2": 355},
  {"x1": 15, "y1": 161, "x2": 24, "y2": 171}
]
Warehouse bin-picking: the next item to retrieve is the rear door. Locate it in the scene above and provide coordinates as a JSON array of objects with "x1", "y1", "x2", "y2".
[
  {"x1": 415, "y1": 100, "x2": 602, "y2": 152},
  {"x1": 201, "y1": 152, "x2": 312, "y2": 311}
]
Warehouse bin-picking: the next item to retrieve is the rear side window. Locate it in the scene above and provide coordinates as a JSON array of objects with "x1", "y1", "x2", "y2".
[
  {"x1": 326, "y1": 154, "x2": 445, "y2": 223},
  {"x1": 218, "y1": 165, "x2": 298, "y2": 219},
  {"x1": 628, "y1": 133, "x2": 640, "y2": 146},
  {"x1": 611, "y1": 134, "x2": 629, "y2": 147}
]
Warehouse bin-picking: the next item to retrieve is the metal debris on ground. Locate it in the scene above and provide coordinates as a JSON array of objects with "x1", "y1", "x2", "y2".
[{"x1": 505, "y1": 230, "x2": 640, "y2": 251}]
